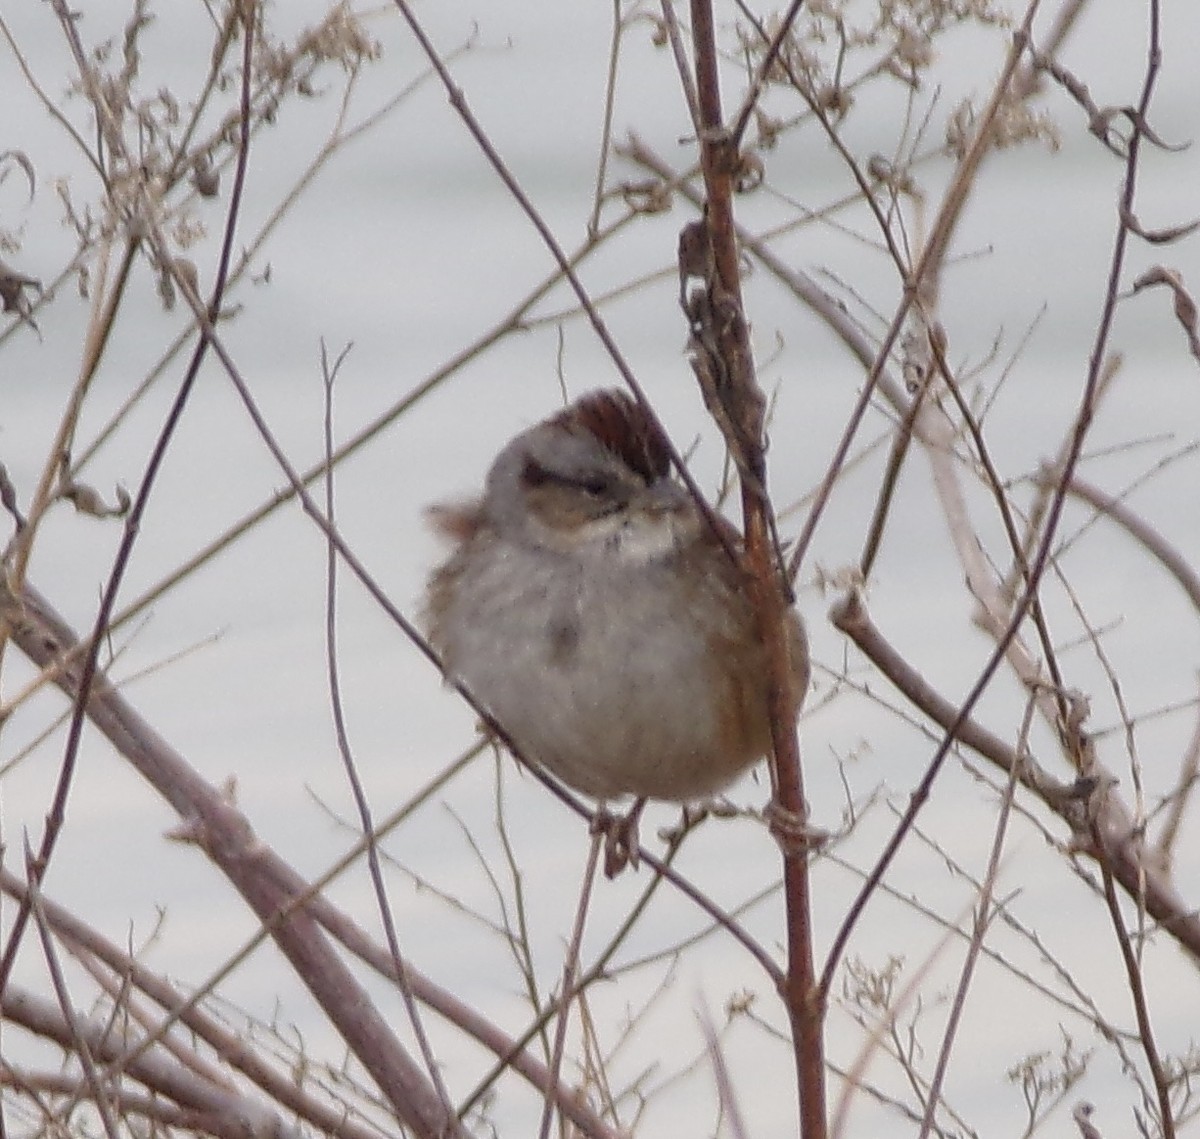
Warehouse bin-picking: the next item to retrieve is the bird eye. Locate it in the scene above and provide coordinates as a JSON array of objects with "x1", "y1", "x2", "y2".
[
  {"x1": 521, "y1": 458, "x2": 553, "y2": 487},
  {"x1": 576, "y1": 474, "x2": 612, "y2": 497},
  {"x1": 522, "y1": 458, "x2": 614, "y2": 497}
]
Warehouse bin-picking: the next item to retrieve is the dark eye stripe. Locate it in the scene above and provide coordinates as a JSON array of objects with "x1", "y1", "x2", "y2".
[
  {"x1": 521, "y1": 457, "x2": 553, "y2": 487},
  {"x1": 521, "y1": 458, "x2": 612, "y2": 498}
]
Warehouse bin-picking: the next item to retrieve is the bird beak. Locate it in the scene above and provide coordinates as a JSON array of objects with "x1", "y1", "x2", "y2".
[{"x1": 636, "y1": 477, "x2": 694, "y2": 519}]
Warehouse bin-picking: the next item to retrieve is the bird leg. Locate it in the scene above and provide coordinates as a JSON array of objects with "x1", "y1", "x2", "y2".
[{"x1": 592, "y1": 797, "x2": 647, "y2": 878}]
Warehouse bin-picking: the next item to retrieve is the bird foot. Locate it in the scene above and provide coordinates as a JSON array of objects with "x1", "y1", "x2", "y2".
[
  {"x1": 764, "y1": 798, "x2": 829, "y2": 858},
  {"x1": 592, "y1": 798, "x2": 647, "y2": 878}
]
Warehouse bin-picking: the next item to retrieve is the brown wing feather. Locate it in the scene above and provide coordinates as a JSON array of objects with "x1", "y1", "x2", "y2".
[{"x1": 425, "y1": 501, "x2": 484, "y2": 543}]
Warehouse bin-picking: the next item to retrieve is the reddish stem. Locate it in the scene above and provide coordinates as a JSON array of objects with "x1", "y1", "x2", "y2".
[{"x1": 688, "y1": 2, "x2": 827, "y2": 1135}]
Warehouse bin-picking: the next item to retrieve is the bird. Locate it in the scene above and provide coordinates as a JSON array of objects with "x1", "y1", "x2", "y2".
[{"x1": 424, "y1": 388, "x2": 808, "y2": 862}]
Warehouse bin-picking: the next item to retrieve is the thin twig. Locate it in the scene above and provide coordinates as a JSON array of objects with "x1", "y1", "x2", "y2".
[
  {"x1": 925, "y1": 338, "x2": 1072, "y2": 748},
  {"x1": 1095, "y1": 832, "x2": 1175, "y2": 1139},
  {"x1": 830, "y1": 591, "x2": 1200, "y2": 962},
  {"x1": 0, "y1": 0, "x2": 257, "y2": 1012},
  {"x1": 728, "y1": 0, "x2": 807, "y2": 149},
  {"x1": 454, "y1": 820, "x2": 698, "y2": 1124},
  {"x1": 538, "y1": 835, "x2": 602, "y2": 1139},
  {"x1": 25, "y1": 867, "x2": 122, "y2": 1139},
  {"x1": 699, "y1": 1001, "x2": 750, "y2": 1139},
  {"x1": 0, "y1": 985, "x2": 296, "y2": 1139},
  {"x1": 1157, "y1": 682, "x2": 1200, "y2": 870},
  {"x1": 386, "y1": 0, "x2": 720, "y2": 540},
  {"x1": 656, "y1": 0, "x2": 700, "y2": 133},
  {"x1": 917, "y1": 701, "x2": 1029, "y2": 1138},
  {"x1": 319, "y1": 339, "x2": 455, "y2": 1119},
  {"x1": 1048, "y1": 470, "x2": 1200, "y2": 613},
  {"x1": 0, "y1": 868, "x2": 379, "y2": 1139},
  {"x1": 588, "y1": 0, "x2": 623, "y2": 238},
  {"x1": 816, "y1": 0, "x2": 1188, "y2": 1002}
]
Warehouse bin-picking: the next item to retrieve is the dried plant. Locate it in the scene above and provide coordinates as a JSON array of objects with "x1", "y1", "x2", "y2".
[{"x1": 1, "y1": 1, "x2": 1198, "y2": 1137}]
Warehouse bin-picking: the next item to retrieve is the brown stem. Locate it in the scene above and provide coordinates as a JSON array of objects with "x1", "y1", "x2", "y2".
[
  {"x1": 688, "y1": 2, "x2": 826, "y2": 1135},
  {"x1": 0, "y1": 870, "x2": 384, "y2": 1139},
  {"x1": 11, "y1": 587, "x2": 471, "y2": 1139},
  {"x1": 832, "y1": 591, "x2": 1200, "y2": 963},
  {"x1": 11, "y1": 582, "x2": 648, "y2": 1139},
  {"x1": 0, "y1": 985, "x2": 284, "y2": 1139},
  {"x1": 1095, "y1": 830, "x2": 1176, "y2": 1138}
]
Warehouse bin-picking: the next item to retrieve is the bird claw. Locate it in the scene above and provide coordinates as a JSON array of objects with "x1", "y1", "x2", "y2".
[
  {"x1": 592, "y1": 798, "x2": 646, "y2": 878},
  {"x1": 764, "y1": 799, "x2": 829, "y2": 858}
]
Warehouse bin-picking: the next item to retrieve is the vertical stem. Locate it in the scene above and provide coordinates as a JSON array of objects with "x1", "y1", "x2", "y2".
[{"x1": 688, "y1": 2, "x2": 827, "y2": 1136}]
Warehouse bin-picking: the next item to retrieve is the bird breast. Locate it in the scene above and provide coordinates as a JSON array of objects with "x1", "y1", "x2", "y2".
[{"x1": 427, "y1": 528, "x2": 786, "y2": 801}]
